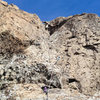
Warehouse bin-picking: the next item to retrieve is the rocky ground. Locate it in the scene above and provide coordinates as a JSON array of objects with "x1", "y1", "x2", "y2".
[{"x1": 0, "y1": 0, "x2": 100, "y2": 100}]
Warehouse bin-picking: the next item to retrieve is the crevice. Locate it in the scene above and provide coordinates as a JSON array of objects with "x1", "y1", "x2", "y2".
[
  {"x1": 68, "y1": 78, "x2": 82, "y2": 93},
  {"x1": 68, "y1": 78, "x2": 79, "y2": 83},
  {"x1": 43, "y1": 19, "x2": 67, "y2": 35},
  {"x1": 83, "y1": 45, "x2": 98, "y2": 52},
  {"x1": 69, "y1": 35, "x2": 76, "y2": 39},
  {"x1": 74, "y1": 52, "x2": 80, "y2": 55}
]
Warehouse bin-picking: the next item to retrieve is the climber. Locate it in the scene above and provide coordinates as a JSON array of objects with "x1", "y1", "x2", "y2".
[
  {"x1": 41, "y1": 86, "x2": 49, "y2": 95},
  {"x1": 41, "y1": 86, "x2": 49, "y2": 100}
]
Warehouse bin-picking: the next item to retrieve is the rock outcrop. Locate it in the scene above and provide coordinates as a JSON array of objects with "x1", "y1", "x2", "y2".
[
  {"x1": 48, "y1": 13, "x2": 100, "y2": 95},
  {"x1": 0, "y1": 1, "x2": 100, "y2": 100}
]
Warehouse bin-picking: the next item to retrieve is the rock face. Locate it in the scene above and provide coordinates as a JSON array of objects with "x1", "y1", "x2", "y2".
[
  {"x1": 48, "y1": 13, "x2": 100, "y2": 95},
  {"x1": 0, "y1": 1, "x2": 100, "y2": 100}
]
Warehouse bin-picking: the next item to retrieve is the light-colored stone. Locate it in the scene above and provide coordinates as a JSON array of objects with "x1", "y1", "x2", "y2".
[{"x1": 0, "y1": 0, "x2": 8, "y2": 6}]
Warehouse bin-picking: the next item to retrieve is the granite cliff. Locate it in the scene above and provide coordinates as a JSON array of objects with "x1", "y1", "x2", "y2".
[{"x1": 0, "y1": 1, "x2": 100, "y2": 100}]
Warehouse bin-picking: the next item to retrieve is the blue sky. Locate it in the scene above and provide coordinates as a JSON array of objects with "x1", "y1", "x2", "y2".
[{"x1": 4, "y1": 0, "x2": 100, "y2": 21}]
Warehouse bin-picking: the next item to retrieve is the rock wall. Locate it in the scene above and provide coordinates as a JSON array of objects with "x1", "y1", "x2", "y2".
[
  {"x1": 0, "y1": 1, "x2": 100, "y2": 100},
  {"x1": 48, "y1": 13, "x2": 100, "y2": 95}
]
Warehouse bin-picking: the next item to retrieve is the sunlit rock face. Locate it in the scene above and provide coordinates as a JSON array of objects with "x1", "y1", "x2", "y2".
[
  {"x1": 48, "y1": 13, "x2": 100, "y2": 95},
  {"x1": 0, "y1": 1, "x2": 100, "y2": 100}
]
